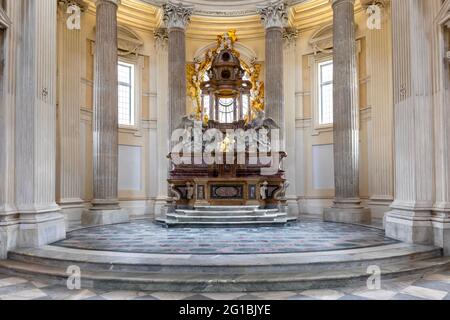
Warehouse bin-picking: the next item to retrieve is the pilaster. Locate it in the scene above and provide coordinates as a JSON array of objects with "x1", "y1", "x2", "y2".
[
  {"x1": 153, "y1": 28, "x2": 170, "y2": 218},
  {"x1": 56, "y1": 1, "x2": 86, "y2": 228},
  {"x1": 364, "y1": 1, "x2": 394, "y2": 218},
  {"x1": 14, "y1": 0, "x2": 66, "y2": 247},
  {"x1": 385, "y1": 0, "x2": 436, "y2": 244},
  {"x1": 432, "y1": 0, "x2": 450, "y2": 254},
  {"x1": 283, "y1": 27, "x2": 299, "y2": 217},
  {"x1": 0, "y1": 0, "x2": 19, "y2": 259}
]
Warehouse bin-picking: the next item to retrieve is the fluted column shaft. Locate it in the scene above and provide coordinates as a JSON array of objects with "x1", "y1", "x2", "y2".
[
  {"x1": 385, "y1": 0, "x2": 436, "y2": 245},
  {"x1": 258, "y1": 1, "x2": 287, "y2": 144},
  {"x1": 163, "y1": 2, "x2": 192, "y2": 142},
  {"x1": 56, "y1": 2, "x2": 84, "y2": 209},
  {"x1": 332, "y1": 0, "x2": 360, "y2": 206},
  {"x1": 265, "y1": 27, "x2": 284, "y2": 137},
  {"x1": 14, "y1": 0, "x2": 66, "y2": 246},
  {"x1": 365, "y1": 2, "x2": 394, "y2": 208},
  {"x1": 92, "y1": 0, "x2": 120, "y2": 210},
  {"x1": 168, "y1": 28, "x2": 187, "y2": 135}
]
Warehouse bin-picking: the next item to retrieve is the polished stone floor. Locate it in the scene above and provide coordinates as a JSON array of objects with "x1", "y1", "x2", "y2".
[
  {"x1": 54, "y1": 220, "x2": 397, "y2": 254},
  {"x1": 1, "y1": 270, "x2": 450, "y2": 300}
]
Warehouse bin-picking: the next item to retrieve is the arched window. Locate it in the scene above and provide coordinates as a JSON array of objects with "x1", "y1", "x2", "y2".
[{"x1": 218, "y1": 98, "x2": 234, "y2": 123}]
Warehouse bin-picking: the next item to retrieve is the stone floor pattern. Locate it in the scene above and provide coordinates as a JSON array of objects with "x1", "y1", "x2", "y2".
[
  {"x1": 1, "y1": 269, "x2": 450, "y2": 300},
  {"x1": 54, "y1": 220, "x2": 397, "y2": 254}
]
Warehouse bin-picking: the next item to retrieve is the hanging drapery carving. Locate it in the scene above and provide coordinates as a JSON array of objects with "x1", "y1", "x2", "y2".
[{"x1": 0, "y1": 3, "x2": 11, "y2": 29}]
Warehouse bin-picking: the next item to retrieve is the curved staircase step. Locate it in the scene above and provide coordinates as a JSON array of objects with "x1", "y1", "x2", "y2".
[{"x1": 0, "y1": 256, "x2": 449, "y2": 292}]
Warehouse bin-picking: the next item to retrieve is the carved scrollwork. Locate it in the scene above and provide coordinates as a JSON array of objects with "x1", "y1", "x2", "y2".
[
  {"x1": 169, "y1": 184, "x2": 182, "y2": 201},
  {"x1": 273, "y1": 181, "x2": 290, "y2": 201}
]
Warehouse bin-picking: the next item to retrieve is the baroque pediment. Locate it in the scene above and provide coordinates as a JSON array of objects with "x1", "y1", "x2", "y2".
[
  {"x1": 117, "y1": 26, "x2": 144, "y2": 56},
  {"x1": 89, "y1": 25, "x2": 144, "y2": 56},
  {"x1": 309, "y1": 24, "x2": 333, "y2": 54}
]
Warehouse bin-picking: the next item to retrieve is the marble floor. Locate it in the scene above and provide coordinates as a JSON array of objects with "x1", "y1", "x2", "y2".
[
  {"x1": 54, "y1": 220, "x2": 397, "y2": 254},
  {"x1": 1, "y1": 269, "x2": 450, "y2": 300}
]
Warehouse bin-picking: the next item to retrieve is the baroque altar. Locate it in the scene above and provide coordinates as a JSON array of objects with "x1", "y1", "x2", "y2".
[{"x1": 165, "y1": 31, "x2": 289, "y2": 225}]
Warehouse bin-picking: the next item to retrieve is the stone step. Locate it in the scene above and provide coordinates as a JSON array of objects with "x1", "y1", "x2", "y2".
[
  {"x1": 1, "y1": 256, "x2": 449, "y2": 292},
  {"x1": 7, "y1": 243, "x2": 442, "y2": 275},
  {"x1": 175, "y1": 209, "x2": 279, "y2": 216},
  {"x1": 167, "y1": 214, "x2": 287, "y2": 223},
  {"x1": 194, "y1": 205, "x2": 260, "y2": 212},
  {"x1": 165, "y1": 220, "x2": 288, "y2": 228}
]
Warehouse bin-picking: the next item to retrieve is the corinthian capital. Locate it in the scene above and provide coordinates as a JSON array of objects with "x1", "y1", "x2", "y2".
[
  {"x1": 257, "y1": 1, "x2": 288, "y2": 29},
  {"x1": 162, "y1": 2, "x2": 194, "y2": 30},
  {"x1": 154, "y1": 27, "x2": 169, "y2": 50}
]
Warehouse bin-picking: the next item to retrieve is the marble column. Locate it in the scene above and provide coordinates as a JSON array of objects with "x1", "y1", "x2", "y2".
[
  {"x1": 82, "y1": 0, "x2": 129, "y2": 225},
  {"x1": 163, "y1": 2, "x2": 193, "y2": 140},
  {"x1": 385, "y1": 0, "x2": 436, "y2": 244},
  {"x1": 258, "y1": 1, "x2": 286, "y2": 144},
  {"x1": 14, "y1": 0, "x2": 66, "y2": 247},
  {"x1": 323, "y1": 0, "x2": 370, "y2": 224},
  {"x1": 56, "y1": 1, "x2": 86, "y2": 229}
]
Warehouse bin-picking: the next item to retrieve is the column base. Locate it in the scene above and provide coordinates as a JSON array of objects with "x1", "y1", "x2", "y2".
[
  {"x1": 385, "y1": 210, "x2": 433, "y2": 245},
  {"x1": 432, "y1": 212, "x2": 450, "y2": 256},
  {"x1": 82, "y1": 208, "x2": 129, "y2": 226},
  {"x1": 154, "y1": 197, "x2": 170, "y2": 220},
  {"x1": 18, "y1": 211, "x2": 66, "y2": 248},
  {"x1": 59, "y1": 202, "x2": 86, "y2": 230},
  {"x1": 286, "y1": 196, "x2": 300, "y2": 219},
  {"x1": 0, "y1": 221, "x2": 19, "y2": 259},
  {"x1": 323, "y1": 207, "x2": 371, "y2": 224}
]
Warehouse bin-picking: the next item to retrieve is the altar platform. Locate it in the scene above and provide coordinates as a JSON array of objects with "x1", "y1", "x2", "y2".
[{"x1": 0, "y1": 219, "x2": 449, "y2": 293}]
